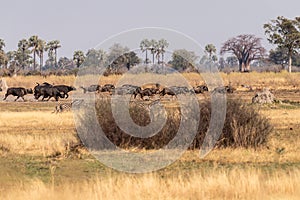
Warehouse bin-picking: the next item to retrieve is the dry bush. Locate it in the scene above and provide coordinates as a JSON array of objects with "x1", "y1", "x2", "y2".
[{"x1": 78, "y1": 98, "x2": 273, "y2": 150}]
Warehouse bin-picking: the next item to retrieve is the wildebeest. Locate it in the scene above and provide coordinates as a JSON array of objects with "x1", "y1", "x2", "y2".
[
  {"x1": 53, "y1": 85, "x2": 76, "y2": 99},
  {"x1": 159, "y1": 87, "x2": 176, "y2": 97},
  {"x1": 100, "y1": 84, "x2": 115, "y2": 93},
  {"x1": 114, "y1": 84, "x2": 139, "y2": 95},
  {"x1": 212, "y1": 85, "x2": 235, "y2": 94},
  {"x1": 133, "y1": 87, "x2": 157, "y2": 99},
  {"x1": 193, "y1": 85, "x2": 208, "y2": 94},
  {"x1": 3, "y1": 87, "x2": 33, "y2": 101},
  {"x1": 169, "y1": 86, "x2": 191, "y2": 95},
  {"x1": 34, "y1": 82, "x2": 64, "y2": 101},
  {"x1": 80, "y1": 85, "x2": 101, "y2": 93}
]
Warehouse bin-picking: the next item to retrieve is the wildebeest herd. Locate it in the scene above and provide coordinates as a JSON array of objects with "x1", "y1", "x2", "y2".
[{"x1": 2, "y1": 81, "x2": 235, "y2": 102}]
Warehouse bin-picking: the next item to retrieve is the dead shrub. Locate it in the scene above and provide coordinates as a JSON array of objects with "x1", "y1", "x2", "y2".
[{"x1": 78, "y1": 98, "x2": 273, "y2": 150}]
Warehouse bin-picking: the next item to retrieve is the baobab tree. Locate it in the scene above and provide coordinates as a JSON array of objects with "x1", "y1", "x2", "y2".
[
  {"x1": 220, "y1": 34, "x2": 266, "y2": 72},
  {"x1": 264, "y1": 16, "x2": 300, "y2": 73}
]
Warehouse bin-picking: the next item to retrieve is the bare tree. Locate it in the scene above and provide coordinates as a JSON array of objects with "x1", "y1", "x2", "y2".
[{"x1": 220, "y1": 34, "x2": 266, "y2": 72}]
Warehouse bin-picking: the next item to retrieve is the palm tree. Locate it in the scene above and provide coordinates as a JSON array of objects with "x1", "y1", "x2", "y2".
[
  {"x1": 37, "y1": 39, "x2": 46, "y2": 71},
  {"x1": 18, "y1": 39, "x2": 29, "y2": 70},
  {"x1": 28, "y1": 35, "x2": 39, "y2": 70},
  {"x1": 140, "y1": 39, "x2": 151, "y2": 64},
  {"x1": 45, "y1": 40, "x2": 61, "y2": 68},
  {"x1": 205, "y1": 44, "x2": 217, "y2": 59},
  {"x1": 157, "y1": 39, "x2": 169, "y2": 65},
  {"x1": 149, "y1": 39, "x2": 157, "y2": 64},
  {"x1": 0, "y1": 38, "x2": 5, "y2": 51},
  {"x1": 73, "y1": 50, "x2": 85, "y2": 68}
]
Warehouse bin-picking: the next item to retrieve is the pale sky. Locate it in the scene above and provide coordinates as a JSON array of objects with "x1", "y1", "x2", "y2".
[{"x1": 1, "y1": 0, "x2": 299, "y2": 58}]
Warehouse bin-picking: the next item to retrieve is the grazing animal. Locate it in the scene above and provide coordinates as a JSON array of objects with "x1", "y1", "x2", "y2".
[
  {"x1": 53, "y1": 85, "x2": 76, "y2": 99},
  {"x1": 115, "y1": 84, "x2": 139, "y2": 95},
  {"x1": 160, "y1": 87, "x2": 176, "y2": 97},
  {"x1": 39, "y1": 87, "x2": 64, "y2": 101},
  {"x1": 193, "y1": 85, "x2": 208, "y2": 94},
  {"x1": 53, "y1": 99, "x2": 84, "y2": 113},
  {"x1": 34, "y1": 82, "x2": 53, "y2": 100},
  {"x1": 3, "y1": 87, "x2": 33, "y2": 101},
  {"x1": 34, "y1": 83, "x2": 64, "y2": 101},
  {"x1": 212, "y1": 85, "x2": 235, "y2": 94},
  {"x1": 169, "y1": 86, "x2": 191, "y2": 95},
  {"x1": 100, "y1": 84, "x2": 115, "y2": 93},
  {"x1": 133, "y1": 87, "x2": 156, "y2": 99},
  {"x1": 80, "y1": 85, "x2": 101, "y2": 93}
]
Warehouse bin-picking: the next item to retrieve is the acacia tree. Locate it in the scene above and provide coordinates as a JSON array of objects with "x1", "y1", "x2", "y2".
[
  {"x1": 85, "y1": 49, "x2": 107, "y2": 67},
  {"x1": 264, "y1": 16, "x2": 300, "y2": 73},
  {"x1": 220, "y1": 34, "x2": 266, "y2": 72},
  {"x1": 170, "y1": 49, "x2": 198, "y2": 71}
]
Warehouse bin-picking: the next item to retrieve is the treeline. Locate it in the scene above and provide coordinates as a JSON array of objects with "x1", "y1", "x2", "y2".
[{"x1": 0, "y1": 16, "x2": 299, "y2": 76}]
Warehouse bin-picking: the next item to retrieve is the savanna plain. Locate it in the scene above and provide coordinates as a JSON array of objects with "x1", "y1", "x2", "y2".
[{"x1": 1, "y1": 72, "x2": 300, "y2": 199}]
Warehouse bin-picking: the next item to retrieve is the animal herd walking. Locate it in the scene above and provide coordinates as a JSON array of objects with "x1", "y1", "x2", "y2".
[
  {"x1": 1, "y1": 81, "x2": 235, "y2": 113},
  {"x1": 1, "y1": 81, "x2": 235, "y2": 102}
]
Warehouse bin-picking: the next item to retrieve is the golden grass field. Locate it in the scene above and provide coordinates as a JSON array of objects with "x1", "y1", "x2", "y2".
[{"x1": 1, "y1": 72, "x2": 300, "y2": 199}]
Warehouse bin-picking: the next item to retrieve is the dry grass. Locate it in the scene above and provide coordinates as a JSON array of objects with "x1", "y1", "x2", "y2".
[
  {"x1": 1, "y1": 168, "x2": 300, "y2": 200},
  {"x1": 1, "y1": 73, "x2": 300, "y2": 199},
  {"x1": 2, "y1": 72, "x2": 300, "y2": 90},
  {"x1": 0, "y1": 111, "x2": 77, "y2": 156}
]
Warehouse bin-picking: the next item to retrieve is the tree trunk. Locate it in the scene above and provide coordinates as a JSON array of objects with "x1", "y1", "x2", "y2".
[
  {"x1": 238, "y1": 59, "x2": 243, "y2": 72},
  {"x1": 152, "y1": 53, "x2": 154, "y2": 64},
  {"x1": 288, "y1": 50, "x2": 292, "y2": 73},
  {"x1": 145, "y1": 50, "x2": 148, "y2": 64},
  {"x1": 162, "y1": 53, "x2": 164, "y2": 66},
  {"x1": 54, "y1": 49, "x2": 57, "y2": 68},
  {"x1": 33, "y1": 51, "x2": 36, "y2": 71},
  {"x1": 244, "y1": 60, "x2": 251, "y2": 72},
  {"x1": 22, "y1": 50, "x2": 25, "y2": 70},
  {"x1": 39, "y1": 52, "x2": 43, "y2": 72}
]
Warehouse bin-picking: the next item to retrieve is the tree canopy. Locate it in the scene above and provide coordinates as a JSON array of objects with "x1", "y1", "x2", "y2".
[
  {"x1": 264, "y1": 16, "x2": 300, "y2": 72},
  {"x1": 170, "y1": 49, "x2": 198, "y2": 71},
  {"x1": 220, "y1": 34, "x2": 266, "y2": 72}
]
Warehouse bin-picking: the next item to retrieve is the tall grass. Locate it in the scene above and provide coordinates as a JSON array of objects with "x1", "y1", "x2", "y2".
[
  {"x1": 2, "y1": 168, "x2": 300, "y2": 200},
  {"x1": 1, "y1": 71, "x2": 300, "y2": 90},
  {"x1": 0, "y1": 112, "x2": 79, "y2": 156}
]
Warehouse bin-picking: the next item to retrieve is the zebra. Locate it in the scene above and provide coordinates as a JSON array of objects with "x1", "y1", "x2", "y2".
[{"x1": 53, "y1": 99, "x2": 84, "y2": 113}]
